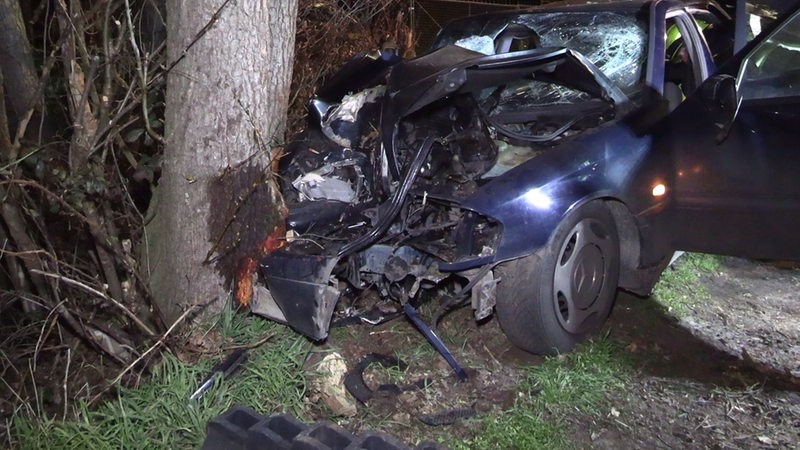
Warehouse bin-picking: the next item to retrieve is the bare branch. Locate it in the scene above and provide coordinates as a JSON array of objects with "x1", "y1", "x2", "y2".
[
  {"x1": 123, "y1": 0, "x2": 164, "y2": 144},
  {"x1": 31, "y1": 269, "x2": 156, "y2": 337},
  {"x1": 90, "y1": 304, "x2": 197, "y2": 405}
]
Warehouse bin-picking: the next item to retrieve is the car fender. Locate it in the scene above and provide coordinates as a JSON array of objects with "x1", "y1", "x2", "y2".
[{"x1": 462, "y1": 124, "x2": 652, "y2": 263}]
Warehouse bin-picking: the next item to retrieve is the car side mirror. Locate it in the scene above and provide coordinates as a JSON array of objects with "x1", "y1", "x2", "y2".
[{"x1": 700, "y1": 74, "x2": 740, "y2": 144}]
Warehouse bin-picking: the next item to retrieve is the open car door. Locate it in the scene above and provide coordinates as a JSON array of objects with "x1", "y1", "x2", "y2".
[{"x1": 655, "y1": 5, "x2": 800, "y2": 260}]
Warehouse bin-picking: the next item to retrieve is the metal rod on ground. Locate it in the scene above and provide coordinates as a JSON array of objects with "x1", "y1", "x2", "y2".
[
  {"x1": 189, "y1": 348, "x2": 249, "y2": 401},
  {"x1": 403, "y1": 303, "x2": 468, "y2": 382}
]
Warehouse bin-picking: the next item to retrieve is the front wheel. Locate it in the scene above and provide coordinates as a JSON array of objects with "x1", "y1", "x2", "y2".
[{"x1": 495, "y1": 201, "x2": 620, "y2": 355}]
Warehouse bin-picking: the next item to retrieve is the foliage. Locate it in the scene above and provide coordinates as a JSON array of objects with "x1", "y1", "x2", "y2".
[
  {"x1": 454, "y1": 339, "x2": 630, "y2": 450},
  {"x1": 652, "y1": 253, "x2": 721, "y2": 315},
  {"x1": 1, "y1": 0, "x2": 169, "y2": 374},
  {"x1": 12, "y1": 313, "x2": 309, "y2": 450}
]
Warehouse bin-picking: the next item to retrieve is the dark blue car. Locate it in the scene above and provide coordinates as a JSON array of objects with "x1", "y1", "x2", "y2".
[{"x1": 255, "y1": 0, "x2": 799, "y2": 355}]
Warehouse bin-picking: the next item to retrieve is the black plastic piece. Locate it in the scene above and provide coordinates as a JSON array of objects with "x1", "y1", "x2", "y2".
[
  {"x1": 287, "y1": 200, "x2": 349, "y2": 235},
  {"x1": 259, "y1": 250, "x2": 341, "y2": 340},
  {"x1": 190, "y1": 349, "x2": 249, "y2": 401},
  {"x1": 343, "y1": 353, "x2": 431, "y2": 404},
  {"x1": 403, "y1": 303, "x2": 468, "y2": 382},
  {"x1": 202, "y1": 406, "x2": 449, "y2": 450},
  {"x1": 292, "y1": 421, "x2": 356, "y2": 450},
  {"x1": 202, "y1": 406, "x2": 270, "y2": 450},
  {"x1": 417, "y1": 407, "x2": 476, "y2": 426}
]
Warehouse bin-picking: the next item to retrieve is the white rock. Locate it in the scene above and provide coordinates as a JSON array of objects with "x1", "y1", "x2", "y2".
[{"x1": 311, "y1": 352, "x2": 357, "y2": 417}]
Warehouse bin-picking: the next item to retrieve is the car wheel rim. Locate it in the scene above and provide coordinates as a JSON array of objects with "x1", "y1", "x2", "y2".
[{"x1": 552, "y1": 218, "x2": 613, "y2": 333}]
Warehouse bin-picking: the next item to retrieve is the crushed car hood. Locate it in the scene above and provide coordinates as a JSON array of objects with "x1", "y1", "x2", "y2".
[
  {"x1": 378, "y1": 45, "x2": 629, "y2": 178},
  {"x1": 310, "y1": 45, "x2": 630, "y2": 181},
  {"x1": 385, "y1": 45, "x2": 628, "y2": 116}
]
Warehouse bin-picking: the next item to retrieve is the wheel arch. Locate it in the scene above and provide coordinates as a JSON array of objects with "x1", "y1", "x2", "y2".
[
  {"x1": 491, "y1": 194, "x2": 638, "y2": 285},
  {"x1": 602, "y1": 198, "x2": 644, "y2": 294},
  {"x1": 553, "y1": 195, "x2": 642, "y2": 292}
]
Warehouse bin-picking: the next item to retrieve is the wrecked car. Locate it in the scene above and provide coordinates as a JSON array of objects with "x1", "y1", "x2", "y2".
[{"x1": 254, "y1": 0, "x2": 754, "y2": 355}]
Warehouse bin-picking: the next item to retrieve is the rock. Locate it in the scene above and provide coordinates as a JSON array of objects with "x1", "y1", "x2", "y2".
[
  {"x1": 391, "y1": 411, "x2": 412, "y2": 426},
  {"x1": 308, "y1": 352, "x2": 358, "y2": 417}
]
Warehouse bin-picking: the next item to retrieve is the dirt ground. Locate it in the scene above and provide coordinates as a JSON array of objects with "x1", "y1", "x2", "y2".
[
  {"x1": 312, "y1": 256, "x2": 800, "y2": 448},
  {"x1": 576, "y1": 256, "x2": 800, "y2": 449}
]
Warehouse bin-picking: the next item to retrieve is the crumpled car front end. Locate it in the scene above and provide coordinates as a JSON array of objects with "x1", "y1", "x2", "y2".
[
  {"x1": 259, "y1": 51, "x2": 511, "y2": 339},
  {"x1": 257, "y1": 11, "x2": 642, "y2": 339}
]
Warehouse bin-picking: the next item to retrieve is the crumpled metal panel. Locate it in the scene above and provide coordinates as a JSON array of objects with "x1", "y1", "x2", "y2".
[{"x1": 259, "y1": 250, "x2": 340, "y2": 340}]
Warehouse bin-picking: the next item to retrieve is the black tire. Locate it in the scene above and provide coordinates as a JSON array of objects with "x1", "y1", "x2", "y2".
[{"x1": 495, "y1": 200, "x2": 620, "y2": 355}]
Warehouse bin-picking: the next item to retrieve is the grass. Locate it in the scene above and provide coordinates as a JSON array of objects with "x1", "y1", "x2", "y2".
[
  {"x1": 10, "y1": 271, "x2": 669, "y2": 449},
  {"x1": 13, "y1": 330, "x2": 629, "y2": 449},
  {"x1": 651, "y1": 252, "x2": 721, "y2": 316},
  {"x1": 325, "y1": 298, "x2": 632, "y2": 449},
  {"x1": 12, "y1": 309, "x2": 309, "y2": 450},
  {"x1": 453, "y1": 339, "x2": 630, "y2": 450},
  {"x1": 449, "y1": 253, "x2": 720, "y2": 448},
  {"x1": 458, "y1": 410, "x2": 565, "y2": 449}
]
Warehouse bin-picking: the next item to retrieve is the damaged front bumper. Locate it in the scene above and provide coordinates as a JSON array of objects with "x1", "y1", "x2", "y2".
[
  {"x1": 257, "y1": 234, "x2": 500, "y2": 341},
  {"x1": 257, "y1": 250, "x2": 341, "y2": 340}
]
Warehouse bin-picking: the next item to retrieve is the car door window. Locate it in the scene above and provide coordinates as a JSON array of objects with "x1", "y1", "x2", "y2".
[
  {"x1": 664, "y1": 20, "x2": 696, "y2": 93},
  {"x1": 739, "y1": 11, "x2": 800, "y2": 100},
  {"x1": 662, "y1": 14, "x2": 705, "y2": 111},
  {"x1": 689, "y1": 8, "x2": 735, "y2": 62}
]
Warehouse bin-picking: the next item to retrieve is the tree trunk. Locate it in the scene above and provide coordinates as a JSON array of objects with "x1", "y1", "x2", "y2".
[
  {"x1": 0, "y1": 0, "x2": 40, "y2": 144},
  {"x1": 146, "y1": 0, "x2": 298, "y2": 321},
  {"x1": 0, "y1": 67, "x2": 12, "y2": 156}
]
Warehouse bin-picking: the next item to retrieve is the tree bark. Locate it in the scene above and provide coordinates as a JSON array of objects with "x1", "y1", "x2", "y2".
[
  {"x1": 0, "y1": 0, "x2": 40, "y2": 141},
  {"x1": 0, "y1": 68, "x2": 12, "y2": 157},
  {"x1": 146, "y1": 0, "x2": 298, "y2": 321}
]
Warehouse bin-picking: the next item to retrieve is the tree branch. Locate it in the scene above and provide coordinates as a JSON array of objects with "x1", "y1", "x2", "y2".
[
  {"x1": 90, "y1": 304, "x2": 197, "y2": 405},
  {"x1": 31, "y1": 269, "x2": 156, "y2": 337},
  {"x1": 123, "y1": 0, "x2": 164, "y2": 144}
]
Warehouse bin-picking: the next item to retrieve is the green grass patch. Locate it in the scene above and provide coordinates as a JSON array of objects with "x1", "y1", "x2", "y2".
[
  {"x1": 13, "y1": 312, "x2": 309, "y2": 450},
  {"x1": 458, "y1": 409, "x2": 565, "y2": 449},
  {"x1": 12, "y1": 300, "x2": 637, "y2": 448},
  {"x1": 529, "y1": 339, "x2": 628, "y2": 413},
  {"x1": 652, "y1": 252, "x2": 721, "y2": 316},
  {"x1": 453, "y1": 339, "x2": 630, "y2": 450}
]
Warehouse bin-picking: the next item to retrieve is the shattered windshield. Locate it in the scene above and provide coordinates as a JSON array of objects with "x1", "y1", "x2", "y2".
[{"x1": 434, "y1": 11, "x2": 648, "y2": 93}]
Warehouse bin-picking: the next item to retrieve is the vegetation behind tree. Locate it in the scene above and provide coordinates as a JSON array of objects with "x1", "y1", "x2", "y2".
[{"x1": 0, "y1": 0, "x2": 413, "y2": 440}]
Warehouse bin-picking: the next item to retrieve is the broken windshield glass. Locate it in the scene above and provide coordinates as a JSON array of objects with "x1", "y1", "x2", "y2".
[{"x1": 436, "y1": 11, "x2": 647, "y2": 93}]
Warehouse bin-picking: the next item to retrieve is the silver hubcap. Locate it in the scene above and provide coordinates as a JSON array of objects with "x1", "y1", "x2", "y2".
[{"x1": 553, "y1": 218, "x2": 612, "y2": 333}]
